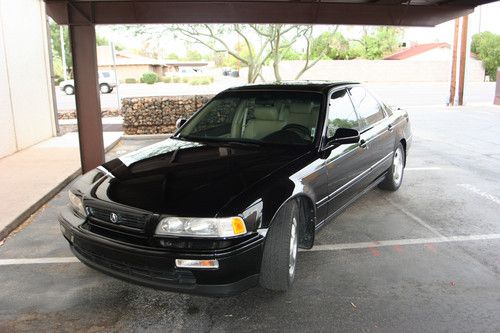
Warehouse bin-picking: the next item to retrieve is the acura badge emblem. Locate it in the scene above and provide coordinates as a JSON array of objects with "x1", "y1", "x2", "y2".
[{"x1": 110, "y1": 213, "x2": 118, "y2": 223}]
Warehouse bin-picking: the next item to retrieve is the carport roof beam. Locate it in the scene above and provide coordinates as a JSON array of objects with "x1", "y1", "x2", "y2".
[{"x1": 45, "y1": 0, "x2": 496, "y2": 27}]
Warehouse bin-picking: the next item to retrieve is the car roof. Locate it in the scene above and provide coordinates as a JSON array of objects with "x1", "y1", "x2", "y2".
[{"x1": 225, "y1": 81, "x2": 359, "y2": 94}]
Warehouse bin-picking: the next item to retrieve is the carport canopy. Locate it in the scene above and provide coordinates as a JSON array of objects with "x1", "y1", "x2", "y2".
[{"x1": 45, "y1": 0, "x2": 496, "y2": 172}]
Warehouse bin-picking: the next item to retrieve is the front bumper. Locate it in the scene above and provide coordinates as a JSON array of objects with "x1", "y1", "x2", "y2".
[{"x1": 59, "y1": 206, "x2": 264, "y2": 296}]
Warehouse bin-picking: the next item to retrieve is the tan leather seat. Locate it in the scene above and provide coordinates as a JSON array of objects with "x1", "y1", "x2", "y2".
[
  {"x1": 242, "y1": 106, "x2": 285, "y2": 140},
  {"x1": 280, "y1": 102, "x2": 318, "y2": 129}
]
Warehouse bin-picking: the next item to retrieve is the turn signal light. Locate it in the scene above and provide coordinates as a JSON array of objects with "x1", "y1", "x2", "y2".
[
  {"x1": 175, "y1": 259, "x2": 219, "y2": 269},
  {"x1": 231, "y1": 217, "x2": 246, "y2": 235}
]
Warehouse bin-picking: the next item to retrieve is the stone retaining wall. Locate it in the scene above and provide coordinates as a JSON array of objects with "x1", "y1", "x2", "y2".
[
  {"x1": 122, "y1": 95, "x2": 213, "y2": 135},
  {"x1": 58, "y1": 108, "x2": 121, "y2": 119}
]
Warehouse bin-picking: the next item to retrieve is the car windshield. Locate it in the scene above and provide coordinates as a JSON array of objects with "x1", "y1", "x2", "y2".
[{"x1": 176, "y1": 91, "x2": 323, "y2": 146}]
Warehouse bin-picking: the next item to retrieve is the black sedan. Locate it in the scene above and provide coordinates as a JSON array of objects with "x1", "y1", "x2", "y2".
[{"x1": 59, "y1": 82, "x2": 412, "y2": 296}]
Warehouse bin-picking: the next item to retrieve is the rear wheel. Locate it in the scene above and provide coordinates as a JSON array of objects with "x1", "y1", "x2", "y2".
[
  {"x1": 260, "y1": 201, "x2": 299, "y2": 291},
  {"x1": 379, "y1": 142, "x2": 405, "y2": 191},
  {"x1": 100, "y1": 83, "x2": 111, "y2": 94}
]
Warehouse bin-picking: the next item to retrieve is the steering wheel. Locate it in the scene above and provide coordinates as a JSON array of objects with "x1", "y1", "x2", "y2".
[{"x1": 281, "y1": 124, "x2": 311, "y2": 141}]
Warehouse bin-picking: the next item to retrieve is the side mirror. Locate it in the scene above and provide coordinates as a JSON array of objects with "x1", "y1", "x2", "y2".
[
  {"x1": 176, "y1": 118, "x2": 187, "y2": 129},
  {"x1": 325, "y1": 128, "x2": 360, "y2": 147}
]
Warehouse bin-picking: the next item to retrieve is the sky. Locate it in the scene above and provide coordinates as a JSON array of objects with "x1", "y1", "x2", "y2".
[{"x1": 96, "y1": 2, "x2": 500, "y2": 57}]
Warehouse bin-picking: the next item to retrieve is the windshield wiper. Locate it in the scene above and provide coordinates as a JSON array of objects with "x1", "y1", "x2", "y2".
[
  {"x1": 217, "y1": 140, "x2": 262, "y2": 148},
  {"x1": 176, "y1": 135, "x2": 262, "y2": 148}
]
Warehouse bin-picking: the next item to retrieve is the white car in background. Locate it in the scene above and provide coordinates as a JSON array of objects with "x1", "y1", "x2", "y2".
[
  {"x1": 176, "y1": 67, "x2": 205, "y2": 76},
  {"x1": 60, "y1": 71, "x2": 117, "y2": 95}
]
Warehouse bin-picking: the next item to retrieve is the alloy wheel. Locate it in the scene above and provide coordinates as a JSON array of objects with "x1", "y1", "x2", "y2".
[
  {"x1": 289, "y1": 217, "x2": 298, "y2": 279},
  {"x1": 393, "y1": 147, "x2": 404, "y2": 186}
]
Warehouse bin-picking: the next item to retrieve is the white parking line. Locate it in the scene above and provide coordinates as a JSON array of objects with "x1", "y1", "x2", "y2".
[
  {"x1": 0, "y1": 257, "x2": 79, "y2": 266},
  {"x1": 458, "y1": 184, "x2": 500, "y2": 206},
  {"x1": 305, "y1": 234, "x2": 500, "y2": 252},
  {"x1": 406, "y1": 167, "x2": 442, "y2": 171},
  {"x1": 385, "y1": 199, "x2": 445, "y2": 238},
  {"x1": 2, "y1": 233, "x2": 500, "y2": 264}
]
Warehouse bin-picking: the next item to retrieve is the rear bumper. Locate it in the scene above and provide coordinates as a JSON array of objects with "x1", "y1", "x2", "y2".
[{"x1": 59, "y1": 206, "x2": 264, "y2": 296}]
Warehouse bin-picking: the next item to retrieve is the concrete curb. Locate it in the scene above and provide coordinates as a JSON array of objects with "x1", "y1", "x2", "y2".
[{"x1": 0, "y1": 136, "x2": 122, "y2": 241}]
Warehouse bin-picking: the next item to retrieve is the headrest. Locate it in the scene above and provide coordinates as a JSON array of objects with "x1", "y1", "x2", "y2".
[
  {"x1": 290, "y1": 102, "x2": 312, "y2": 114},
  {"x1": 254, "y1": 106, "x2": 279, "y2": 121}
]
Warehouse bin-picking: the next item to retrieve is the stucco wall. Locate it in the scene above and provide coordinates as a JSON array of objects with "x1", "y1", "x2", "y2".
[
  {"x1": 254, "y1": 59, "x2": 485, "y2": 83},
  {"x1": 0, "y1": 0, "x2": 56, "y2": 158}
]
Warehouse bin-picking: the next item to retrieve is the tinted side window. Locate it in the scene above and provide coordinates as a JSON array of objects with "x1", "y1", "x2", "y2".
[
  {"x1": 348, "y1": 87, "x2": 385, "y2": 129},
  {"x1": 327, "y1": 89, "x2": 360, "y2": 138}
]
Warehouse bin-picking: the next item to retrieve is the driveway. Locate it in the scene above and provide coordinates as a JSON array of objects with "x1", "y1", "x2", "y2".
[{"x1": 1, "y1": 106, "x2": 499, "y2": 332}]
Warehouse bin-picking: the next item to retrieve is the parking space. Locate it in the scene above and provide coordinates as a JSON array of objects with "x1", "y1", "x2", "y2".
[{"x1": 1, "y1": 106, "x2": 499, "y2": 332}]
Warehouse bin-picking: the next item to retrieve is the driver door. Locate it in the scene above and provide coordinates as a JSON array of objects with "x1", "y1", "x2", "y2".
[{"x1": 323, "y1": 88, "x2": 367, "y2": 219}]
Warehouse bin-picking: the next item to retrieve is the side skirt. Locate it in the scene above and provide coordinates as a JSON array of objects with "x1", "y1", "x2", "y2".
[{"x1": 314, "y1": 172, "x2": 387, "y2": 231}]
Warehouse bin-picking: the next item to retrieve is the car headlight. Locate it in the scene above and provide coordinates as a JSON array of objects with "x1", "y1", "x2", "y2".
[
  {"x1": 68, "y1": 191, "x2": 86, "y2": 217},
  {"x1": 155, "y1": 216, "x2": 247, "y2": 238}
]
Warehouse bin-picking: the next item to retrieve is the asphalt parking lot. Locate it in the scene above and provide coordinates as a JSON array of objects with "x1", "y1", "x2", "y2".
[{"x1": 1, "y1": 105, "x2": 499, "y2": 332}]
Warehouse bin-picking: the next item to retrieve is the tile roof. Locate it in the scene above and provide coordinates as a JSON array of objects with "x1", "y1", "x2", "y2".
[{"x1": 384, "y1": 43, "x2": 450, "y2": 60}]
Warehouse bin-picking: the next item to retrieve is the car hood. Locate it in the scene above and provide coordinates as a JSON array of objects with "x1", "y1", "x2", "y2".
[{"x1": 88, "y1": 138, "x2": 310, "y2": 217}]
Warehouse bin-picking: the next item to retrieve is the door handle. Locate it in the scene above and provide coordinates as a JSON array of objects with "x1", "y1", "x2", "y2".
[
  {"x1": 359, "y1": 139, "x2": 368, "y2": 149},
  {"x1": 387, "y1": 124, "x2": 394, "y2": 132}
]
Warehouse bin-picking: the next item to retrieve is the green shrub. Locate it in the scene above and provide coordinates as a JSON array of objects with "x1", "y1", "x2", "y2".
[
  {"x1": 471, "y1": 31, "x2": 500, "y2": 80},
  {"x1": 161, "y1": 76, "x2": 172, "y2": 83},
  {"x1": 124, "y1": 78, "x2": 137, "y2": 84},
  {"x1": 54, "y1": 77, "x2": 64, "y2": 85},
  {"x1": 141, "y1": 72, "x2": 158, "y2": 84},
  {"x1": 188, "y1": 76, "x2": 213, "y2": 85},
  {"x1": 172, "y1": 76, "x2": 181, "y2": 83},
  {"x1": 182, "y1": 77, "x2": 189, "y2": 83}
]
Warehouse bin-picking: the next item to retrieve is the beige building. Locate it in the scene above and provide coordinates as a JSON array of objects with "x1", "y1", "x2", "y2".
[
  {"x1": 97, "y1": 46, "x2": 209, "y2": 81},
  {"x1": 0, "y1": 0, "x2": 57, "y2": 158},
  {"x1": 97, "y1": 46, "x2": 163, "y2": 81}
]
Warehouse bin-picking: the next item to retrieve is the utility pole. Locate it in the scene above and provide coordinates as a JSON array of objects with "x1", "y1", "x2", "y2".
[
  {"x1": 59, "y1": 26, "x2": 68, "y2": 81},
  {"x1": 449, "y1": 18, "x2": 459, "y2": 106},
  {"x1": 458, "y1": 15, "x2": 469, "y2": 106},
  {"x1": 110, "y1": 42, "x2": 120, "y2": 108}
]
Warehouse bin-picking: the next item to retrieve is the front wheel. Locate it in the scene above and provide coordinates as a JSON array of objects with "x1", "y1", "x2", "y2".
[
  {"x1": 379, "y1": 143, "x2": 405, "y2": 191},
  {"x1": 63, "y1": 85, "x2": 74, "y2": 95},
  {"x1": 260, "y1": 201, "x2": 299, "y2": 291}
]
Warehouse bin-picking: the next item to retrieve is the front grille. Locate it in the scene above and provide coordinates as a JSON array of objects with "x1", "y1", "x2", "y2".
[
  {"x1": 86, "y1": 206, "x2": 148, "y2": 229},
  {"x1": 74, "y1": 243, "x2": 196, "y2": 285}
]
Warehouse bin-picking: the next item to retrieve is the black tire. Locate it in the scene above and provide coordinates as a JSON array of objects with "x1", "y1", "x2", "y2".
[
  {"x1": 379, "y1": 142, "x2": 405, "y2": 191},
  {"x1": 63, "y1": 85, "x2": 74, "y2": 95},
  {"x1": 100, "y1": 83, "x2": 111, "y2": 94},
  {"x1": 260, "y1": 200, "x2": 299, "y2": 291}
]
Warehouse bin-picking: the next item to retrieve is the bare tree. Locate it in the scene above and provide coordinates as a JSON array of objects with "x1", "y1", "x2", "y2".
[
  {"x1": 118, "y1": 24, "x2": 336, "y2": 83},
  {"x1": 172, "y1": 24, "x2": 336, "y2": 82},
  {"x1": 294, "y1": 26, "x2": 338, "y2": 80},
  {"x1": 259, "y1": 25, "x2": 338, "y2": 81},
  {"x1": 250, "y1": 24, "x2": 308, "y2": 81},
  {"x1": 171, "y1": 24, "x2": 271, "y2": 83}
]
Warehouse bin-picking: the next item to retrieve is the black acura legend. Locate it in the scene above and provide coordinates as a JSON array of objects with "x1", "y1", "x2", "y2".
[{"x1": 59, "y1": 82, "x2": 412, "y2": 296}]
